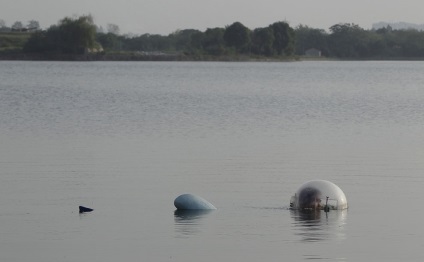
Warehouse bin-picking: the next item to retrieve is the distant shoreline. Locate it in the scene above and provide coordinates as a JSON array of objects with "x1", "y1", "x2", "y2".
[
  {"x1": 1, "y1": 53, "x2": 424, "y2": 62},
  {"x1": 0, "y1": 52, "x2": 300, "y2": 62}
]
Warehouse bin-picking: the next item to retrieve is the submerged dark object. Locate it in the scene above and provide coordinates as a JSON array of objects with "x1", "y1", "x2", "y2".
[{"x1": 79, "y1": 206, "x2": 94, "y2": 213}]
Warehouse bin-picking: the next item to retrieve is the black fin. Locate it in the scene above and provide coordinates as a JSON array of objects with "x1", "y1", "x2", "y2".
[{"x1": 79, "y1": 206, "x2": 93, "y2": 213}]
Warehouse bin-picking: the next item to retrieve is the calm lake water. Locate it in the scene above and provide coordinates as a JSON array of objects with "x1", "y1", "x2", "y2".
[{"x1": 1, "y1": 61, "x2": 424, "y2": 261}]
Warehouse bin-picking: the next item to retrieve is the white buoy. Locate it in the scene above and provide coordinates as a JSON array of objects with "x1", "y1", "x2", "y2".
[
  {"x1": 290, "y1": 180, "x2": 348, "y2": 211},
  {"x1": 174, "y1": 194, "x2": 216, "y2": 210}
]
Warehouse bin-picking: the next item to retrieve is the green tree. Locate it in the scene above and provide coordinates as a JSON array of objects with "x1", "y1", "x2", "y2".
[
  {"x1": 107, "y1": 23, "x2": 120, "y2": 35},
  {"x1": 58, "y1": 15, "x2": 97, "y2": 53},
  {"x1": 147, "y1": 34, "x2": 172, "y2": 51},
  {"x1": 202, "y1": 27, "x2": 226, "y2": 55},
  {"x1": 24, "y1": 15, "x2": 98, "y2": 54},
  {"x1": 328, "y1": 23, "x2": 368, "y2": 57},
  {"x1": 27, "y1": 20, "x2": 40, "y2": 30},
  {"x1": 270, "y1": 21, "x2": 295, "y2": 56},
  {"x1": 395, "y1": 29, "x2": 424, "y2": 57},
  {"x1": 251, "y1": 27, "x2": 275, "y2": 56},
  {"x1": 365, "y1": 32, "x2": 388, "y2": 57},
  {"x1": 189, "y1": 30, "x2": 204, "y2": 54},
  {"x1": 169, "y1": 29, "x2": 202, "y2": 52},
  {"x1": 23, "y1": 31, "x2": 47, "y2": 52},
  {"x1": 96, "y1": 32, "x2": 122, "y2": 51},
  {"x1": 12, "y1": 21, "x2": 23, "y2": 31},
  {"x1": 223, "y1": 22, "x2": 251, "y2": 53},
  {"x1": 294, "y1": 25, "x2": 329, "y2": 56}
]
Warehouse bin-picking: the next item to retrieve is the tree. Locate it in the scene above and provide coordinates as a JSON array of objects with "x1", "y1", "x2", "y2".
[
  {"x1": 251, "y1": 27, "x2": 274, "y2": 56},
  {"x1": 23, "y1": 31, "x2": 47, "y2": 52},
  {"x1": 169, "y1": 29, "x2": 202, "y2": 52},
  {"x1": 394, "y1": 29, "x2": 424, "y2": 57},
  {"x1": 96, "y1": 32, "x2": 121, "y2": 51},
  {"x1": 375, "y1": 25, "x2": 393, "y2": 34},
  {"x1": 12, "y1": 21, "x2": 23, "y2": 31},
  {"x1": 223, "y1": 22, "x2": 251, "y2": 53},
  {"x1": 121, "y1": 33, "x2": 151, "y2": 51},
  {"x1": 328, "y1": 23, "x2": 368, "y2": 57},
  {"x1": 107, "y1": 23, "x2": 120, "y2": 35},
  {"x1": 56, "y1": 15, "x2": 98, "y2": 53},
  {"x1": 96, "y1": 25, "x2": 105, "y2": 33},
  {"x1": 202, "y1": 27, "x2": 226, "y2": 55},
  {"x1": 294, "y1": 25, "x2": 329, "y2": 56},
  {"x1": 27, "y1": 20, "x2": 40, "y2": 30},
  {"x1": 270, "y1": 21, "x2": 295, "y2": 56},
  {"x1": 0, "y1": 19, "x2": 7, "y2": 32},
  {"x1": 189, "y1": 31, "x2": 204, "y2": 53},
  {"x1": 24, "y1": 15, "x2": 99, "y2": 54}
]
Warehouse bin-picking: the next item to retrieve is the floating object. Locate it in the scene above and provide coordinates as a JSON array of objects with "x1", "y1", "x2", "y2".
[
  {"x1": 290, "y1": 180, "x2": 348, "y2": 211},
  {"x1": 174, "y1": 194, "x2": 216, "y2": 210},
  {"x1": 79, "y1": 206, "x2": 94, "y2": 213}
]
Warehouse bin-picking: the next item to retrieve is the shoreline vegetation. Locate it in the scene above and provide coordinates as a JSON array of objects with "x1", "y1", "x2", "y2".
[
  {"x1": 2, "y1": 15, "x2": 424, "y2": 61},
  {"x1": 3, "y1": 52, "x2": 424, "y2": 62},
  {"x1": 0, "y1": 52, "x2": 304, "y2": 62}
]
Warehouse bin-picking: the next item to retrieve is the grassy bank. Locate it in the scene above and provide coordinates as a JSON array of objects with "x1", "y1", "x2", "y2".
[{"x1": 0, "y1": 32, "x2": 31, "y2": 53}]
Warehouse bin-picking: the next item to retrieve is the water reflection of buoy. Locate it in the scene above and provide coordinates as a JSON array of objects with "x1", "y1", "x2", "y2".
[
  {"x1": 290, "y1": 208, "x2": 348, "y2": 242},
  {"x1": 290, "y1": 180, "x2": 348, "y2": 211},
  {"x1": 174, "y1": 209, "x2": 213, "y2": 220},
  {"x1": 174, "y1": 209, "x2": 214, "y2": 237},
  {"x1": 174, "y1": 194, "x2": 216, "y2": 210}
]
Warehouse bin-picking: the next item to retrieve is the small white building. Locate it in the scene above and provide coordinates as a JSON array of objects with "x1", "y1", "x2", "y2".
[{"x1": 305, "y1": 48, "x2": 322, "y2": 57}]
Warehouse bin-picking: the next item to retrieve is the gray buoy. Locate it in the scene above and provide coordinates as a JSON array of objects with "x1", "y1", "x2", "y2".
[
  {"x1": 79, "y1": 206, "x2": 93, "y2": 213},
  {"x1": 290, "y1": 180, "x2": 348, "y2": 211},
  {"x1": 174, "y1": 194, "x2": 216, "y2": 210}
]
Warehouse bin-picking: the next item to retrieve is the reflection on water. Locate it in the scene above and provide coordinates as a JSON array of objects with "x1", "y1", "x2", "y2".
[
  {"x1": 291, "y1": 209, "x2": 347, "y2": 242},
  {"x1": 174, "y1": 210, "x2": 214, "y2": 237}
]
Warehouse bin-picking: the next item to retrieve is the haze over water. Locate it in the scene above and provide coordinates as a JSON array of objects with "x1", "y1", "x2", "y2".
[{"x1": 1, "y1": 61, "x2": 424, "y2": 261}]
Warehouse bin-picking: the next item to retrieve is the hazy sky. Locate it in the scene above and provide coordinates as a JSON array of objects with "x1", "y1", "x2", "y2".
[{"x1": 2, "y1": 0, "x2": 424, "y2": 35}]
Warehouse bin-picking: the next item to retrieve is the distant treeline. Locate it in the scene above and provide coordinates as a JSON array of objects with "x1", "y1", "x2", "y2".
[
  {"x1": 4, "y1": 15, "x2": 424, "y2": 60},
  {"x1": 297, "y1": 23, "x2": 424, "y2": 58},
  {"x1": 21, "y1": 16, "x2": 295, "y2": 59}
]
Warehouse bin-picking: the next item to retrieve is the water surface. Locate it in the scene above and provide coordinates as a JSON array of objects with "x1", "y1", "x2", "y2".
[{"x1": 1, "y1": 61, "x2": 424, "y2": 261}]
